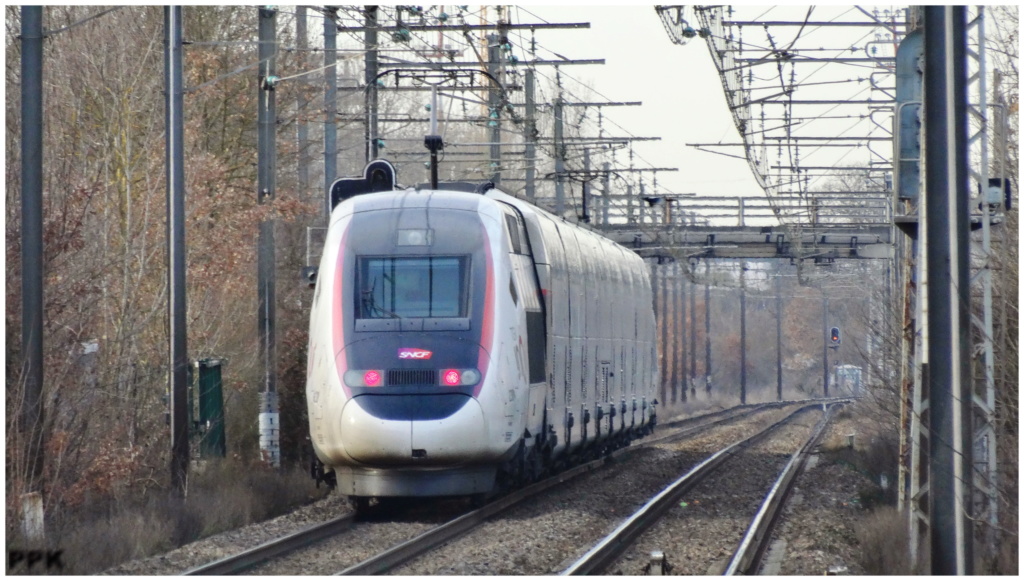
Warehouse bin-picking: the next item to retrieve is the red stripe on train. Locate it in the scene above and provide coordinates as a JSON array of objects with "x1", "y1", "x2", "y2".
[
  {"x1": 474, "y1": 223, "x2": 494, "y2": 398},
  {"x1": 333, "y1": 226, "x2": 351, "y2": 398}
]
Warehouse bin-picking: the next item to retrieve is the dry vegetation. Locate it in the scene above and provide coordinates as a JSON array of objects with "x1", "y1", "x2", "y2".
[
  {"x1": 6, "y1": 458, "x2": 323, "y2": 574},
  {"x1": 5, "y1": 6, "x2": 325, "y2": 573}
]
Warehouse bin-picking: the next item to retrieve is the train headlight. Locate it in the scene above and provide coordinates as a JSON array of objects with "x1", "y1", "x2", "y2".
[
  {"x1": 439, "y1": 368, "x2": 480, "y2": 387},
  {"x1": 396, "y1": 228, "x2": 433, "y2": 246},
  {"x1": 344, "y1": 369, "x2": 384, "y2": 387}
]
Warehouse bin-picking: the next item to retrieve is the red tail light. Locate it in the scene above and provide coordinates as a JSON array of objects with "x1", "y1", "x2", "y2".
[
  {"x1": 442, "y1": 369, "x2": 461, "y2": 386},
  {"x1": 363, "y1": 370, "x2": 382, "y2": 387}
]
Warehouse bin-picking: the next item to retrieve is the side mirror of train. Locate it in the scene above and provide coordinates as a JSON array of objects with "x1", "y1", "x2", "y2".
[{"x1": 302, "y1": 266, "x2": 318, "y2": 289}]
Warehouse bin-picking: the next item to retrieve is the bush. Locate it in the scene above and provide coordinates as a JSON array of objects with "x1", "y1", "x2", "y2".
[
  {"x1": 41, "y1": 458, "x2": 323, "y2": 574},
  {"x1": 58, "y1": 500, "x2": 176, "y2": 574},
  {"x1": 854, "y1": 507, "x2": 911, "y2": 574},
  {"x1": 820, "y1": 413, "x2": 900, "y2": 508}
]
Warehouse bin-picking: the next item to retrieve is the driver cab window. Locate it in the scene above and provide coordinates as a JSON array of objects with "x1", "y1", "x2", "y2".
[{"x1": 358, "y1": 256, "x2": 468, "y2": 319}]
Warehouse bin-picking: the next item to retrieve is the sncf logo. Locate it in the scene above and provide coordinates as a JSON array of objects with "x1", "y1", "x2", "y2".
[{"x1": 398, "y1": 348, "x2": 433, "y2": 360}]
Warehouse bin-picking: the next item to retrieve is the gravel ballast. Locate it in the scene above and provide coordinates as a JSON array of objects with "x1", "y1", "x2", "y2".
[{"x1": 106, "y1": 402, "x2": 885, "y2": 576}]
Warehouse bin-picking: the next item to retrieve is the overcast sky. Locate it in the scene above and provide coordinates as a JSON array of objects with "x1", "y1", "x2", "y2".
[{"x1": 523, "y1": 5, "x2": 766, "y2": 199}]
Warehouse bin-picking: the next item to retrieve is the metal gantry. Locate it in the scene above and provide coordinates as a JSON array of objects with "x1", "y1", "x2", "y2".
[
  {"x1": 903, "y1": 7, "x2": 1005, "y2": 572},
  {"x1": 657, "y1": 5, "x2": 1010, "y2": 572},
  {"x1": 648, "y1": 6, "x2": 904, "y2": 412},
  {"x1": 964, "y1": 5, "x2": 1002, "y2": 562},
  {"x1": 659, "y1": 5, "x2": 904, "y2": 229}
]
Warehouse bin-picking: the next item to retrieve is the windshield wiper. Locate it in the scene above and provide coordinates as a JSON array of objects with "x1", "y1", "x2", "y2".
[{"x1": 362, "y1": 276, "x2": 402, "y2": 319}]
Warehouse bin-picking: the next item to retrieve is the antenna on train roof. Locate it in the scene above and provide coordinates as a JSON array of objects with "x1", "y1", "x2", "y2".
[{"x1": 424, "y1": 85, "x2": 443, "y2": 189}]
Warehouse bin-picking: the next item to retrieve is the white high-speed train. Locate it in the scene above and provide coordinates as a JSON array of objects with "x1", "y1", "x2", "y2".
[{"x1": 306, "y1": 161, "x2": 658, "y2": 505}]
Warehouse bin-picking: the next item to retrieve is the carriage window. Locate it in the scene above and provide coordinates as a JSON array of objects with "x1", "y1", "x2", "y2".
[{"x1": 358, "y1": 256, "x2": 468, "y2": 318}]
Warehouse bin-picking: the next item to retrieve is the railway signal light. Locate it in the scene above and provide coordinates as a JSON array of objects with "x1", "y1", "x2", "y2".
[{"x1": 830, "y1": 327, "x2": 841, "y2": 346}]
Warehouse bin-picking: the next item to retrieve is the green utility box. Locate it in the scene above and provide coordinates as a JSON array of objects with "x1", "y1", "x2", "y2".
[{"x1": 196, "y1": 358, "x2": 226, "y2": 458}]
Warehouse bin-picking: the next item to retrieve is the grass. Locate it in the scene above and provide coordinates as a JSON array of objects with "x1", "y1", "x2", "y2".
[
  {"x1": 854, "y1": 507, "x2": 911, "y2": 574},
  {"x1": 813, "y1": 402, "x2": 910, "y2": 573},
  {"x1": 16, "y1": 458, "x2": 326, "y2": 575}
]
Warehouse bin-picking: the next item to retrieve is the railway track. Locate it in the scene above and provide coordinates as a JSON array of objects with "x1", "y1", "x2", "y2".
[
  {"x1": 563, "y1": 402, "x2": 842, "y2": 575},
  {"x1": 182, "y1": 517, "x2": 355, "y2": 575},
  {"x1": 180, "y1": 399, "x2": 837, "y2": 575},
  {"x1": 724, "y1": 405, "x2": 837, "y2": 575}
]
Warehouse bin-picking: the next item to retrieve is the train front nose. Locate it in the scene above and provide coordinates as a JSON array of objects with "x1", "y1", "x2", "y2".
[{"x1": 339, "y1": 394, "x2": 491, "y2": 464}]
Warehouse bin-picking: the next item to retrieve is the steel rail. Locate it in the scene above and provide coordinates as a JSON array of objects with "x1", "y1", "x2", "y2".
[
  {"x1": 724, "y1": 403, "x2": 842, "y2": 575},
  {"x1": 181, "y1": 515, "x2": 355, "y2": 575},
  {"x1": 181, "y1": 399, "x2": 837, "y2": 575},
  {"x1": 337, "y1": 401, "x2": 810, "y2": 575},
  {"x1": 337, "y1": 456, "x2": 608, "y2": 575},
  {"x1": 559, "y1": 403, "x2": 828, "y2": 575},
  {"x1": 655, "y1": 396, "x2": 847, "y2": 436},
  {"x1": 646, "y1": 401, "x2": 792, "y2": 447}
]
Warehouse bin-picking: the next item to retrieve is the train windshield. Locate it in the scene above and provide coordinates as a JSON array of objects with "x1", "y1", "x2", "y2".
[{"x1": 358, "y1": 256, "x2": 468, "y2": 319}]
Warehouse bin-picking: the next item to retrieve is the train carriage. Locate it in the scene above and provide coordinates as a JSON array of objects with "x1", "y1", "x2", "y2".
[{"x1": 306, "y1": 164, "x2": 658, "y2": 502}]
